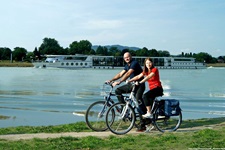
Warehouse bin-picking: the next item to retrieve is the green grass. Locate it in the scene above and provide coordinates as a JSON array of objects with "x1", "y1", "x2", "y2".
[
  {"x1": 0, "y1": 117, "x2": 225, "y2": 149},
  {"x1": 0, "y1": 122, "x2": 91, "y2": 135},
  {"x1": 0, "y1": 128, "x2": 225, "y2": 150}
]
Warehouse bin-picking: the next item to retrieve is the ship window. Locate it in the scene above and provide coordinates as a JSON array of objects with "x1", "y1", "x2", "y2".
[
  {"x1": 80, "y1": 63, "x2": 83, "y2": 66},
  {"x1": 76, "y1": 63, "x2": 78, "y2": 66},
  {"x1": 85, "y1": 63, "x2": 87, "y2": 66},
  {"x1": 66, "y1": 63, "x2": 69, "y2": 66},
  {"x1": 71, "y1": 63, "x2": 74, "y2": 66},
  {"x1": 61, "y1": 63, "x2": 64, "y2": 66}
]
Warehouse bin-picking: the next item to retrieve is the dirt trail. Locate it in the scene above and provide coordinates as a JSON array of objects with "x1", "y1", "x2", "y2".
[{"x1": 0, "y1": 124, "x2": 218, "y2": 141}]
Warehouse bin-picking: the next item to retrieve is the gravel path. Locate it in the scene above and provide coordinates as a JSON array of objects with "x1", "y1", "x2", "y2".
[
  {"x1": 0, "y1": 130, "x2": 141, "y2": 141},
  {"x1": 0, "y1": 125, "x2": 216, "y2": 141}
]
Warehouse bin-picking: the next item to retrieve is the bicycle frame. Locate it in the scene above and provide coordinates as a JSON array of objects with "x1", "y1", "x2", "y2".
[
  {"x1": 85, "y1": 81, "x2": 117, "y2": 131},
  {"x1": 98, "y1": 91, "x2": 115, "y2": 118},
  {"x1": 120, "y1": 82, "x2": 142, "y2": 119}
]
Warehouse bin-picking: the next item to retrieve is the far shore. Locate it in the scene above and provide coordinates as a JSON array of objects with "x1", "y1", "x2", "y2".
[
  {"x1": 0, "y1": 61, "x2": 225, "y2": 67},
  {"x1": 206, "y1": 63, "x2": 225, "y2": 67},
  {"x1": 0, "y1": 61, "x2": 33, "y2": 67}
]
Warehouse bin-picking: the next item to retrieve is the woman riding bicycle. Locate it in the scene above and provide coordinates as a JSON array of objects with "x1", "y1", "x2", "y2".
[{"x1": 128, "y1": 57, "x2": 164, "y2": 119}]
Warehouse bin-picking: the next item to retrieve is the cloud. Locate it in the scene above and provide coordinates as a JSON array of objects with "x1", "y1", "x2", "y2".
[{"x1": 84, "y1": 19, "x2": 124, "y2": 30}]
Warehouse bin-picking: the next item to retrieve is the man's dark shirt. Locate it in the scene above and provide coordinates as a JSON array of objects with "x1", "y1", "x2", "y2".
[{"x1": 124, "y1": 59, "x2": 143, "y2": 80}]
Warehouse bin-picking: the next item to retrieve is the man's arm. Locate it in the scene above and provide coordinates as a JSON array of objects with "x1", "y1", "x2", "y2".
[
  {"x1": 112, "y1": 69, "x2": 134, "y2": 87},
  {"x1": 107, "y1": 70, "x2": 126, "y2": 83},
  {"x1": 128, "y1": 72, "x2": 143, "y2": 82},
  {"x1": 120, "y1": 69, "x2": 134, "y2": 83}
]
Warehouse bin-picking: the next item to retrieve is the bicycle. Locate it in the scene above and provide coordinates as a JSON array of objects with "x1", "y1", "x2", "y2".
[
  {"x1": 85, "y1": 81, "x2": 120, "y2": 131},
  {"x1": 105, "y1": 82, "x2": 182, "y2": 135}
]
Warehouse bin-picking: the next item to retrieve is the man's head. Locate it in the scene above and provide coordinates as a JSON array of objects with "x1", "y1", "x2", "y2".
[{"x1": 123, "y1": 52, "x2": 132, "y2": 64}]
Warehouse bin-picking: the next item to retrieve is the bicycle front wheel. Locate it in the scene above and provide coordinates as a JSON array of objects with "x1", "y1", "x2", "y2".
[
  {"x1": 106, "y1": 103, "x2": 136, "y2": 135},
  {"x1": 85, "y1": 101, "x2": 114, "y2": 131},
  {"x1": 154, "y1": 106, "x2": 182, "y2": 132}
]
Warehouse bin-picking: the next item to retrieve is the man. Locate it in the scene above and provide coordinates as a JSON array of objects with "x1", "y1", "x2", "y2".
[{"x1": 106, "y1": 52, "x2": 147, "y2": 131}]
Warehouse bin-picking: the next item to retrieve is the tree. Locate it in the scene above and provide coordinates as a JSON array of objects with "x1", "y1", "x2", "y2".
[
  {"x1": 24, "y1": 52, "x2": 34, "y2": 62},
  {"x1": 193, "y1": 52, "x2": 213, "y2": 63},
  {"x1": 13, "y1": 47, "x2": 27, "y2": 61},
  {"x1": 33, "y1": 47, "x2": 42, "y2": 60},
  {"x1": 39, "y1": 37, "x2": 64, "y2": 55},
  {"x1": 96, "y1": 46, "x2": 108, "y2": 55},
  {"x1": 108, "y1": 46, "x2": 120, "y2": 56},
  {"x1": 89, "y1": 49, "x2": 96, "y2": 55},
  {"x1": 0, "y1": 47, "x2": 11, "y2": 60},
  {"x1": 69, "y1": 41, "x2": 79, "y2": 54},
  {"x1": 158, "y1": 50, "x2": 170, "y2": 57},
  {"x1": 136, "y1": 47, "x2": 148, "y2": 56},
  {"x1": 69, "y1": 40, "x2": 92, "y2": 55},
  {"x1": 149, "y1": 49, "x2": 159, "y2": 57},
  {"x1": 129, "y1": 50, "x2": 136, "y2": 56},
  {"x1": 79, "y1": 40, "x2": 92, "y2": 54},
  {"x1": 217, "y1": 56, "x2": 224, "y2": 63}
]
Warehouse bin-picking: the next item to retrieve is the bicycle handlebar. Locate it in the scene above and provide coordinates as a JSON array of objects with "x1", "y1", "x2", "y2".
[
  {"x1": 105, "y1": 81, "x2": 114, "y2": 87},
  {"x1": 127, "y1": 81, "x2": 139, "y2": 86},
  {"x1": 104, "y1": 80, "x2": 139, "y2": 88}
]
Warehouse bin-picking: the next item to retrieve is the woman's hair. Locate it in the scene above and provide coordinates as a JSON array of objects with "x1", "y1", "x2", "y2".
[{"x1": 143, "y1": 57, "x2": 154, "y2": 73}]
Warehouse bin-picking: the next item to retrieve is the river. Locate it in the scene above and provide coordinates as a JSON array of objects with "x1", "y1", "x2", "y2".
[{"x1": 0, "y1": 67, "x2": 224, "y2": 127}]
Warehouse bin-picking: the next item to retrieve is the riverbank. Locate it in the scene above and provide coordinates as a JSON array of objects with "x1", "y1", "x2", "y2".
[
  {"x1": 0, "y1": 117, "x2": 225, "y2": 149},
  {"x1": 0, "y1": 61, "x2": 33, "y2": 67},
  {"x1": 206, "y1": 63, "x2": 225, "y2": 67}
]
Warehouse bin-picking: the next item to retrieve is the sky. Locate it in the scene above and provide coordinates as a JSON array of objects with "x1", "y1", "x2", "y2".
[{"x1": 1, "y1": 0, "x2": 225, "y2": 57}]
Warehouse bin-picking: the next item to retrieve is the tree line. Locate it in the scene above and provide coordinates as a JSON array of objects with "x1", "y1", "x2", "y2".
[{"x1": 0, "y1": 37, "x2": 224, "y2": 63}]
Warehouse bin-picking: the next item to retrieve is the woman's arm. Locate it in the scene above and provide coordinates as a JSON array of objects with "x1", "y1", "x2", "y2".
[
  {"x1": 139, "y1": 72, "x2": 155, "y2": 84},
  {"x1": 128, "y1": 73, "x2": 144, "y2": 82}
]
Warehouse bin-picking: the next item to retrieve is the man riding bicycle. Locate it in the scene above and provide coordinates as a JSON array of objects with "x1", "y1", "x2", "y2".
[{"x1": 106, "y1": 52, "x2": 147, "y2": 131}]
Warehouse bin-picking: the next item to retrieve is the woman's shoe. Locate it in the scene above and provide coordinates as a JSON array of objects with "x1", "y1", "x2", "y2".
[{"x1": 142, "y1": 112, "x2": 153, "y2": 118}]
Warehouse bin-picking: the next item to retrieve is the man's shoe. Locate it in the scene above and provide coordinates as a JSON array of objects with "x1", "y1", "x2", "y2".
[
  {"x1": 142, "y1": 112, "x2": 153, "y2": 118},
  {"x1": 136, "y1": 126, "x2": 146, "y2": 132}
]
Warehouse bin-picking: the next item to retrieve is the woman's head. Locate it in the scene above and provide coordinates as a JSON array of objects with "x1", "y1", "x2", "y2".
[{"x1": 143, "y1": 57, "x2": 154, "y2": 73}]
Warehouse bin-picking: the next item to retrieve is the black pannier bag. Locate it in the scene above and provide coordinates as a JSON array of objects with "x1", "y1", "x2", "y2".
[
  {"x1": 157, "y1": 100, "x2": 165, "y2": 116},
  {"x1": 164, "y1": 99, "x2": 181, "y2": 116}
]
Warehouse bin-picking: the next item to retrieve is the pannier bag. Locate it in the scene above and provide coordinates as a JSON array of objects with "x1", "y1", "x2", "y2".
[{"x1": 164, "y1": 99, "x2": 181, "y2": 116}]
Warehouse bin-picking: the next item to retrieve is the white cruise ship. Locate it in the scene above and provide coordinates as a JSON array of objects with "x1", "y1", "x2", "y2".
[{"x1": 32, "y1": 55, "x2": 206, "y2": 69}]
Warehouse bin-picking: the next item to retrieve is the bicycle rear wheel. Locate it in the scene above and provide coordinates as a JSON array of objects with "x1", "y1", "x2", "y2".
[
  {"x1": 85, "y1": 101, "x2": 115, "y2": 131},
  {"x1": 106, "y1": 103, "x2": 136, "y2": 135},
  {"x1": 154, "y1": 106, "x2": 182, "y2": 132}
]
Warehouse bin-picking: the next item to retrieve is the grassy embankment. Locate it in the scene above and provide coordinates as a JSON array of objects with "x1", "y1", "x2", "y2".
[
  {"x1": 0, "y1": 117, "x2": 225, "y2": 149},
  {"x1": 206, "y1": 63, "x2": 225, "y2": 67},
  {"x1": 0, "y1": 60, "x2": 33, "y2": 67}
]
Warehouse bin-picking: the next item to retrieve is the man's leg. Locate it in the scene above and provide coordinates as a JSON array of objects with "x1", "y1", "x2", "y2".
[
  {"x1": 135, "y1": 83, "x2": 146, "y2": 114},
  {"x1": 135, "y1": 83, "x2": 147, "y2": 131},
  {"x1": 115, "y1": 84, "x2": 131, "y2": 103}
]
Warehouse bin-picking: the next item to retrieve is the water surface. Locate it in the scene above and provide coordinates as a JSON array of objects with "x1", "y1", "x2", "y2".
[{"x1": 0, "y1": 67, "x2": 224, "y2": 127}]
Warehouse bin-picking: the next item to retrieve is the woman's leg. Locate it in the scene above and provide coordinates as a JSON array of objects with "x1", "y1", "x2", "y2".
[
  {"x1": 142, "y1": 90, "x2": 155, "y2": 118},
  {"x1": 142, "y1": 87, "x2": 163, "y2": 118}
]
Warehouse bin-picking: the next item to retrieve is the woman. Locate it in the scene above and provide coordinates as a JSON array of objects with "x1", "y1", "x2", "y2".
[{"x1": 128, "y1": 57, "x2": 163, "y2": 118}]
